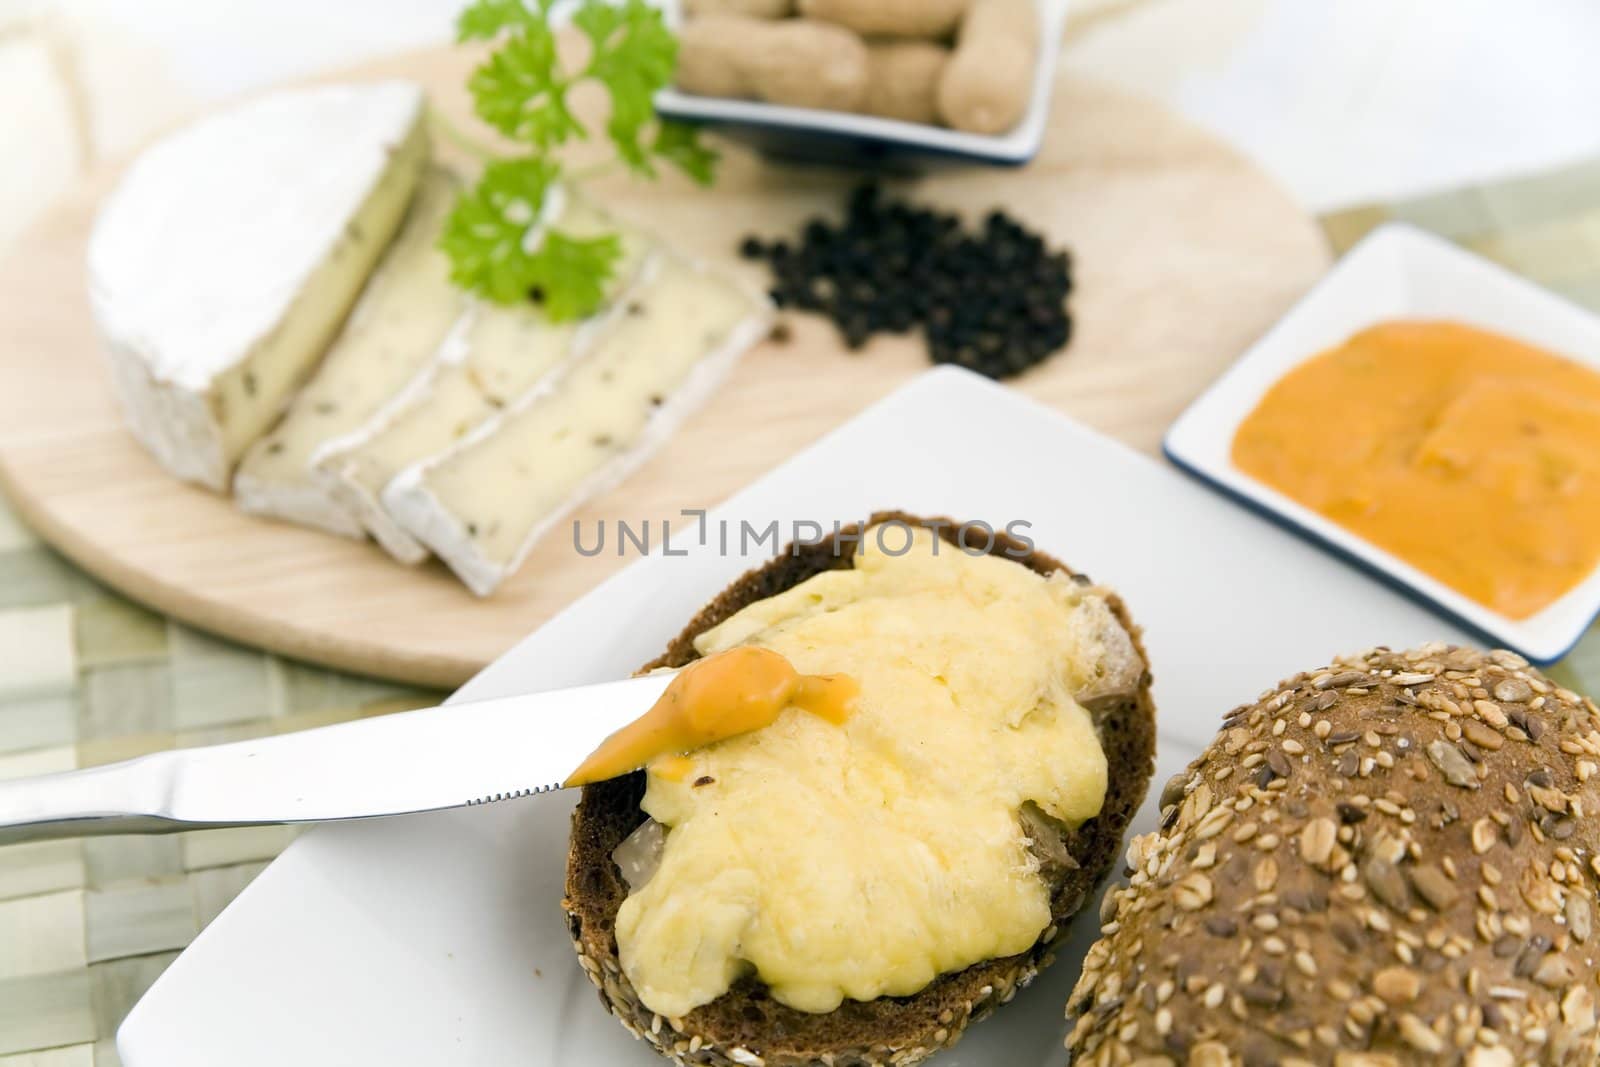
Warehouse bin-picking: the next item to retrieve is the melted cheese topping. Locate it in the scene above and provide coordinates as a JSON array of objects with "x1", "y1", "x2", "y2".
[{"x1": 616, "y1": 528, "x2": 1112, "y2": 1016}]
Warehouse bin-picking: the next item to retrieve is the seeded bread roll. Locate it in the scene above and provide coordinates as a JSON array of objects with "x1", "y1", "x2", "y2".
[
  {"x1": 564, "y1": 511, "x2": 1157, "y2": 1067},
  {"x1": 1066, "y1": 645, "x2": 1600, "y2": 1067}
]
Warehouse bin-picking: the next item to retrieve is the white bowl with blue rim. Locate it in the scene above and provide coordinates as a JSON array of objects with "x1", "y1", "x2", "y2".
[
  {"x1": 654, "y1": 0, "x2": 1068, "y2": 167},
  {"x1": 1165, "y1": 222, "x2": 1600, "y2": 665}
]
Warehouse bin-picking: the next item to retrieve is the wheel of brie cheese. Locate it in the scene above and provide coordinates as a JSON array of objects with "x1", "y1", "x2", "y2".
[
  {"x1": 86, "y1": 80, "x2": 772, "y2": 595},
  {"x1": 88, "y1": 81, "x2": 429, "y2": 491}
]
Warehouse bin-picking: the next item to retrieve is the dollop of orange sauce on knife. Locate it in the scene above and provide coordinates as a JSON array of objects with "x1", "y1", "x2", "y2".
[
  {"x1": 565, "y1": 647, "x2": 858, "y2": 787},
  {"x1": 1232, "y1": 320, "x2": 1600, "y2": 620}
]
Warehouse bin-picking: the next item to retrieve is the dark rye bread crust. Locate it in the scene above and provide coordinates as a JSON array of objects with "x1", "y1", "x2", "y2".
[
  {"x1": 564, "y1": 512, "x2": 1157, "y2": 1067},
  {"x1": 1066, "y1": 645, "x2": 1600, "y2": 1067}
]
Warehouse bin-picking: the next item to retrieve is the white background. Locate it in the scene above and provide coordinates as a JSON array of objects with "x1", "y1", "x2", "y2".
[{"x1": 6, "y1": 0, "x2": 1600, "y2": 221}]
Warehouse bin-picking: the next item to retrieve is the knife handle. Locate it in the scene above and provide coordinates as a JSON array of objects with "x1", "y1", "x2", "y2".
[{"x1": 0, "y1": 751, "x2": 226, "y2": 846}]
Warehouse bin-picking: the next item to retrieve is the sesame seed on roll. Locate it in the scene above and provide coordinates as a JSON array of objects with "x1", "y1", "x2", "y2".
[{"x1": 1066, "y1": 644, "x2": 1600, "y2": 1067}]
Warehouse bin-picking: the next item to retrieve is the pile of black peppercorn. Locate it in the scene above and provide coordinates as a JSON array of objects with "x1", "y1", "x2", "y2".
[{"x1": 739, "y1": 184, "x2": 1073, "y2": 380}]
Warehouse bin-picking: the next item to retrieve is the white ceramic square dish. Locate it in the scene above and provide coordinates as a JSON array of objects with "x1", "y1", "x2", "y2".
[
  {"x1": 653, "y1": 0, "x2": 1067, "y2": 166},
  {"x1": 1164, "y1": 222, "x2": 1600, "y2": 665},
  {"x1": 120, "y1": 367, "x2": 1467, "y2": 1066}
]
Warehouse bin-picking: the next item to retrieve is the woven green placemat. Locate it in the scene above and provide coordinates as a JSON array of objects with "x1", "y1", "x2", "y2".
[
  {"x1": 0, "y1": 507, "x2": 443, "y2": 1066},
  {"x1": 3, "y1": 160, "x2": 1600, "y2": 1064}
]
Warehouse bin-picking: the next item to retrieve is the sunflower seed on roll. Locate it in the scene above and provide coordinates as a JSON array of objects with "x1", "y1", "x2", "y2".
[{"x1": 1065, "y1": 644, "x2": 1600, "y2": 1067}]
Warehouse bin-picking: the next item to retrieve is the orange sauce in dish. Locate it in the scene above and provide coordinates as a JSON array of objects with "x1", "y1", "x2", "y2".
[
  {"x1": 564, "y1": 647, "x2": 857, "y2": 787},
  {"x1": 1231, "y1": 320, "x2": 1600, "y2": 620}
]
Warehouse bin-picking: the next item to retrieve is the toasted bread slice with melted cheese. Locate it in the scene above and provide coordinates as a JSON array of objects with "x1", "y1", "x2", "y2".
[{"x1": 564, "y1": 511, "x2": 1156, "y2": 1067}]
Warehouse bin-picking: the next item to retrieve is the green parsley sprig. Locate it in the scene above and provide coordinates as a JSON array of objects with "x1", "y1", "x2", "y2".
[{"x1": 440, "y1": 0, "x2": 717, "y2": 320}]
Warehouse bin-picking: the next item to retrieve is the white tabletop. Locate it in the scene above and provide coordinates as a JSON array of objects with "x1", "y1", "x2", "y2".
[{"x1": 4, "y1": 0, "x2": 1600, "y2": 247}]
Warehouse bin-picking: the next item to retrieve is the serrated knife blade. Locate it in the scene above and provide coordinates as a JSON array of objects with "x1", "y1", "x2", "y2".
[{"x1": 0, "y1": 671, "x2": 675, "y2": 845}]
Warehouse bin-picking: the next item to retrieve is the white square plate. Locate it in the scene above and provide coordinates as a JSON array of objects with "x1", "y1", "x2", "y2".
[
  {"x1": 654, "y1": 0, "x2": 1067, "y2": 166},
  {"x1": 1165, "y1": 222, "x2": 1600, "y2": 666},
  {"x1": 120, "y1": 368, "x2": 1467, "y2": 1066}
]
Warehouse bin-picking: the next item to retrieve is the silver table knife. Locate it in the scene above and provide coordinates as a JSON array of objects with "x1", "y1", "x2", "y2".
[{"x1": 0, "y1": 671, "x2": 676, "y2": 846}]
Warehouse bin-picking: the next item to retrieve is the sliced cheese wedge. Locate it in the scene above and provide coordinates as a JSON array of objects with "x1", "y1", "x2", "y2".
[
  {"x1": 383, "y1": 256, "x2": 771, "y2": 595},
  {"x1": 317, "y1": 197, "x2": 656, "y2": 562},
  {"x1": 88, "y1": 81, "x2": 428, "y2": 490},
  {"x1": 232, "y1": 166, "x2": 465, "y2": 536}
]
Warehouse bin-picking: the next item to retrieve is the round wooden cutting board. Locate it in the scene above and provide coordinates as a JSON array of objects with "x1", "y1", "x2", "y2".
[{"x1": 0, "y1": 46, "x2": 1329, "y2": 688}]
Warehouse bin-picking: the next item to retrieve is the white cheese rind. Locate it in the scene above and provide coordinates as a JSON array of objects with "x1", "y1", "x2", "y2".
[
  {"x1": 383, "y1": 256, "x2": 771, "y2": 596},
  {"x1": 88, "y1": 81, "x2": 428, "y2": 490},
  {"x1": 232, "y1": 166, "x2": 465, "y2": 536},
  {"x1": 315, "y1": 195, "x2": 654, "y2": 562}
]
